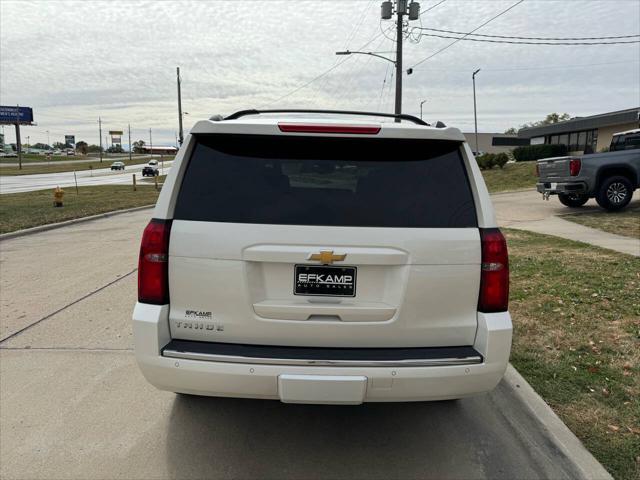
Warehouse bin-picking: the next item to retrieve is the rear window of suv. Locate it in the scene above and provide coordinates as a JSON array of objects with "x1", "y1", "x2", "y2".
[{"x1": 174, "y1": 134, "x2": 477, "y2": 228}]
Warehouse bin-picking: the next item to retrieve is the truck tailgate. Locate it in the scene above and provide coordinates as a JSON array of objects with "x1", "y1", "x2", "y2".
[{"x1": 537, "y1": 156, "x2": 571, "y2": 180}]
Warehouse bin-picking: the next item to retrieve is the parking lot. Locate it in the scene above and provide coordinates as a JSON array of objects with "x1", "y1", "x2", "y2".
[{"x1": 1, "y1": 197, "x2": 624, "y2": 479}]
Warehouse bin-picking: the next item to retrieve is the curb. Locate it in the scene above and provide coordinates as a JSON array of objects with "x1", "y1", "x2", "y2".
[
  {"x1": 0, "y1": 205, "x2": 154, "y2": 241},
  {"x1": 490, "y1": 187, "x2": 537, "y2": 195},
  {"x1": 504, "y1": 364, "x2": 613, "y2": 480}
]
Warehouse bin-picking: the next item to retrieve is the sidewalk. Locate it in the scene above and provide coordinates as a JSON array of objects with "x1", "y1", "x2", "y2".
[
  {"x1": 506, "y1": 215, "x2": 639, "y2": 257},
  {"x1": 492, "y1": 190, "x2": 640, "y2": 257}
]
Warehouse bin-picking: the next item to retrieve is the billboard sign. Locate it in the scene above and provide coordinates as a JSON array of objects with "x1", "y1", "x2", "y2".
[
  {"x1": 65, "y1": 135, "x2": 75, "y2": 146},
  {"x1": 0, "y1": 106, "x2": 34, "y2": 125},
  {"x1": 109, "y1": 130, "x2": 123, "y2": 145}
]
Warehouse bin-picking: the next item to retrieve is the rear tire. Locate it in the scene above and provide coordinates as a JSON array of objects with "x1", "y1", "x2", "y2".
[
  {"x1": 558, "y1": 193, "x2": 589, "y2": 208},
  {"x1": 596, "y1": 176, "x2": 633, "y2": 211}
]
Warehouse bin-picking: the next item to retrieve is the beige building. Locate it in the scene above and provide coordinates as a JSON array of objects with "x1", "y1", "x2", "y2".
[
  {"x1": 517, "y1": 107, "x2": 639, "y2": 154},
  {"x1": 462, "y1": 133, "x2": 527, "y2": 154}
]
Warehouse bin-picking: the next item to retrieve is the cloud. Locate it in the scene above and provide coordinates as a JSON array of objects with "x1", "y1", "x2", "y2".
[{"x1": 1, "y1": 0, "x2": 638, "y2": 145}]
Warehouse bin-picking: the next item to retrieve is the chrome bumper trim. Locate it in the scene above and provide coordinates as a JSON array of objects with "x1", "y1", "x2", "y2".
[{"x1": 162, "y1": 349, "x2": 483, "y2": 367}]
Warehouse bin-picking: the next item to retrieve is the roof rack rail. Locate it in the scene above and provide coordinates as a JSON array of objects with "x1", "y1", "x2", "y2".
[{"x1": 223, "y1": 109, "x2": 430, "y2": 126}]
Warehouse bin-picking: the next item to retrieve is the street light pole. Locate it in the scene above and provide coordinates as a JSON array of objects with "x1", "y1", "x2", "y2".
[
  {"x1": 98, "y1": 118, "x2": 103, "y2": 163},
  {"x1": 128, "y1": 123, "x2": 132, "y2": 162},
  {"x1": 420, "y1": 99, "x2": 427, "y2": 120},
  {"x1": 177, "y1": 67, "x2": 184, "y2": 146},
  {"x1": 472, "y1": 68, "x2": 481, "y2": 155}
]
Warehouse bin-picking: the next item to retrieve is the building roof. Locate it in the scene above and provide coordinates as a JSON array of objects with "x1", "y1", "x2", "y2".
[
  {"x1": 517, "y1": 108, "x2": 640, "y2": 139},
  {"x1": 143, "y1": 145, "x2": 178, "y2": 151}
]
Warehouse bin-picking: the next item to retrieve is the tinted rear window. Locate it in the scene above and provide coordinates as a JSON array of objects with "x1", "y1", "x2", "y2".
[{"x1": 174, "y1": 134, "x2": 477, "y2": 228}]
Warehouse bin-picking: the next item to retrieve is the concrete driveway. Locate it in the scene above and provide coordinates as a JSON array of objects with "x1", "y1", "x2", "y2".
[
  {"x1": 0, "y1": 209, "x2": 602, "y2": 479},
  {"x1": 492, "y1": 189, "x2": 639, "y2": 256}
]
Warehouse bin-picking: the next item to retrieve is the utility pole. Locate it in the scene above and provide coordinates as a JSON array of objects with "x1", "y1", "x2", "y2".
[
  {"x1": 98, "y1": 117, "x2": 103, "y2": 162},
  {"x1": 128, "y1": 124, "x2": 132, "y2": 162},
  {"x1": 420, "y1": 99, "x2": 427, "y2": 120},
  {"x1": 394, "y1": 2, "x2": 404, "y2": 122},
  {"x1": 381, "y1": 1, "x2": 419, "y2": 122},
  {"x1": 46, "y1": 130, "x2": 50, "y2": 149},
  {"x1": 472, "y1": 69, "x2": 481, "y2": 155},
  {"x1": 177, "y1": 67, "x2": 184, "y2": 145},
  {"x1": 15, "y1": 105, "x2": 22, "y2": 170},
  {"x1": 149, "y1": 128, "x2": 152, "y2": 158}
]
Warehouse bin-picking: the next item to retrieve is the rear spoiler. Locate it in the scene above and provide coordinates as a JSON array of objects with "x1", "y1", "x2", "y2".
[{"x1": 220, "y1": 109, "x2": 446, "y2": 128}]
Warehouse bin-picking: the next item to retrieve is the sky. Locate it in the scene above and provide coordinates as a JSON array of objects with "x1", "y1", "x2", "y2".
[{"x1": 1, "y1": 0, "x2": 639, "y2": 147}]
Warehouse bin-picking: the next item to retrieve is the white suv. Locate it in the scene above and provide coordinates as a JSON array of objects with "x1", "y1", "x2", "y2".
[{"x1": 132, "y1": 110, "x2": 512, "y2": 404}]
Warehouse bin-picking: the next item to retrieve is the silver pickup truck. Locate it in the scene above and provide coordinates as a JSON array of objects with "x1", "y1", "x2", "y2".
[{"x1": 536, "y1": 128, "x2": 640, "y2": 211}]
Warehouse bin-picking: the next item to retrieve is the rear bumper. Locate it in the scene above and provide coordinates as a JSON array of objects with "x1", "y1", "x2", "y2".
[
  {"x1": 132, "y1": 303, "x2": 512, "y2": 403},
  {"x1": 536, "y1": 181, "x2": 588, "y2": 195}
]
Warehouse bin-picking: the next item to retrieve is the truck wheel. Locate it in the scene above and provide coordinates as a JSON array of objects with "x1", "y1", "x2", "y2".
[
  {"x1": 558, "y1": 193, "x2": 589, "y2": 208},
  {"x1": 596, "y1": 176, "x2": 633, "y2": 211}
]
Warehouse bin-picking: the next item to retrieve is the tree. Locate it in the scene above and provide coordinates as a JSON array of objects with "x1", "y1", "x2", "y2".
[
  {"x1": 132, "y1": 140, "x2": 146, "y2": 154},
  {"x1": 503, "y1": 127, "x2": 518, "y2": 135},
  {"x1": 86, "y1": 144, "x2": 103, "y2": 153},
  {"x1": 107, "y1": 145, "x2": 124, "y2": 153},
  {"x1": 53, "y1": 141, "x2": 67, "y2": 150},
  {"x1": 32, "y1": 142, "x2": 50, "y2": 150},
  {"x1": 76, "y1": 141, "x2": 88, "y2": 155}
]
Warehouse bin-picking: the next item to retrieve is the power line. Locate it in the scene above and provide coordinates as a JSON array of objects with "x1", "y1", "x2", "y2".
[
  {"x1": 414, "y1": 27, "x2": 640, "y2": 41},
  {"x1": 421, "y1": 0, "x2": 447, "y2": 16},
  {"x1": 483, "y1": 59, "x2": 640, "y2": 71},
  {"x1": 407, "y1": 0, "x2": 525, "y2": 71},
  {"x1": 413, "y1": 33, "x2": 640, "y2": 45},
  {"x1": 258, "y1": 25, "x2": 394, "y2": 108},
  {"x1": 343, "y1": 0, "x2": 376, "y2": 50}
]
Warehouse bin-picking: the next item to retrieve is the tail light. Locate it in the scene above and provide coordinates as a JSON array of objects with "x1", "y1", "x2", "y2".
[
  {"x1": 478, "y1": 228, "x2": 509, "y2": 313},
  {"x1": 569, "y1": 158, "x2": 581, "y2": 176},
  {"x1": 138, "y1": 219, "x2": 172, "y2": 304}
]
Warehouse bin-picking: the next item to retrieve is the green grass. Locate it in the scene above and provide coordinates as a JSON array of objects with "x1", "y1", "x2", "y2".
[
  {"x1": 505, "y1": 229, "x2": 640, "y2": 479},
  {"x1": 0, "y1": 156, "x2": 172, "y2": 176},
  {"x1": 0, "y1": 184, "x2": 161, "y2": 234},
  {"x1": 481, "y1": 162, "x2": 537, "y2": 193},
  {"x1": 562, "y1": 203, "x2": 640, "y2": 239}
]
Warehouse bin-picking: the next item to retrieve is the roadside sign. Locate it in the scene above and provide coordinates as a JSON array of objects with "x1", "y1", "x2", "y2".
[
  {"x1": 109, "y1": 130, "x2": 123, "y2": 145},
  {"x1": 0, "y1": 106, "x2": 34, "y2": 125},
  {"x1": 65, "y1": 135, "x2": 75, "y2": 146}
]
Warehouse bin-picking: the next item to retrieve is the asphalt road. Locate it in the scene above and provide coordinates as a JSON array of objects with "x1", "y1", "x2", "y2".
[
  {"x1": 0, "y1": 159, "x2": 173, "y2": 194},
  {"x1": 0, "y1": 154, "x2": 154, "y2": 167},
  {"x1": 0, "y1": 208, "x2": 593, "y2": 479}
]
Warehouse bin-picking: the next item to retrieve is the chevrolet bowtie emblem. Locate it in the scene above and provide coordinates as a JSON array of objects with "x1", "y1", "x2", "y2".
[{"x1": 307, "y1": 250, "x2": 347, "y2": 265}]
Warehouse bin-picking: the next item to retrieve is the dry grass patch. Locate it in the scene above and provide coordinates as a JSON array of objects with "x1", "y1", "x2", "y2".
[
  {"x1": 505, "y1": 229, "x2": 640, "y2": 479},
  {"x1": 562, "y1": 202, "x2": 640, "y2": 239},
  {"x1": 480, "y1": 162, "x2": 537, "y2": 193},
  {"x1": 0, "y1": 184, "x2": 160, "y2": 234}
]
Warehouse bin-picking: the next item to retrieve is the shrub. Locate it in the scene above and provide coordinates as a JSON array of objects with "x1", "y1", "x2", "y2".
[
  {"x1": 512, "y1": 144, "x2": 568, "y2": 162},
  {"x1": 494, "y1": 152, "x2": 509, "y2": 169},
  {"x1": 476, "y1": 153, "x2": 495, "y2": 170}
]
